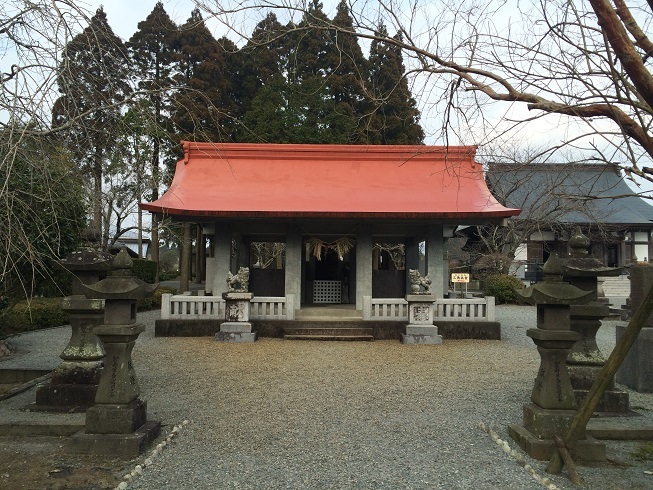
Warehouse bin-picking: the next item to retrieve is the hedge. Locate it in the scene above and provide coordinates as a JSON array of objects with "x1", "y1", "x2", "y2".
[
  {"x1": 1, "y1": 298, "x2": 69, "y2": 335},
  {"x1": 0, "y1": 285, "x2": 179, "y2": 336},
  {"x1": 132, "y1": 258, "x2": 158, "y2": 284}
]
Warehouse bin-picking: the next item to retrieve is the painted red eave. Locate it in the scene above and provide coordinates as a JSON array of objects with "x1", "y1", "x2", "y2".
[{"x1": 140, "y1": 142, "x2": 521, "y2": 220}]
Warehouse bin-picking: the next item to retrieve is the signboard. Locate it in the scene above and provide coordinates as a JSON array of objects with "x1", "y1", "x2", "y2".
[{"x1": 451, "y1": 273, "x2": 470, "y2": 283}]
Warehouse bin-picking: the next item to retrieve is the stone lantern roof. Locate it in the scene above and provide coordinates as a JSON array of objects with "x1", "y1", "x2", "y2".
[
  {"x1": 516, "y1": 254, "x2": 594, "y2": 305},
  {"x1": 82, "y1": 248, "x2": 157, "y2": 300}
]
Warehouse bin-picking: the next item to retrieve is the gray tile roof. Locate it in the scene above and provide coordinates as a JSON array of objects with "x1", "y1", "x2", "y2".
[{"x1": 486, "y1": 163, "x2": 653, "y2": 226}]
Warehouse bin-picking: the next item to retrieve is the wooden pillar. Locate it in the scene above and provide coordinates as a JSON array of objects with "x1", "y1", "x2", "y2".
[{"x1": 356, "y1": 225, "x2": 373, "y2": 310}]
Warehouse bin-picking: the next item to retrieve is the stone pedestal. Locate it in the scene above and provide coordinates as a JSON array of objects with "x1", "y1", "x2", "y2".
[
  {"x1": 216, "y1": 292, "x2": 256, "y2": 342},
  {"x1": 510, "y1": 321, "x2": 605, "y2": 460},
  {"x1": 70, "y1": 249, "x2": 160, "y2": 459},
  {"x1": 512, "y1": 257, "x2": 605, "y2": 461},
  {"x1": 401, "y1": 294, "x2": 442, "y2": 344},
  {"x1": 34, "y1": 298, "x2": 105, "y2": 411},
  {"x1": 34, "y1": 246, "x2": 111, "y2": 412}
]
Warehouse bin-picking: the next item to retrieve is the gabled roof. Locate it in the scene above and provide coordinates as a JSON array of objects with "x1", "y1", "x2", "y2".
[
  {"x1": 141, "y1": 142, "x2": 519, "y2": 221},
  {"x1": 486, "y1": 163, "x2": 653, "y2": 226}
]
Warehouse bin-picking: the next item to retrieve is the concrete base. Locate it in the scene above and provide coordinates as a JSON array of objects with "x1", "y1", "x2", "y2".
[
  {"x1": 401, "y1": 325, "x2": 443, "y2": 344},
  {"x1": 220, "y1": 322, "x2": 252, "y2": 333},
  {"x1": 508, "y1": 424, "x2": 606, "y2": 461},
  {"x1": 216, "y1": 321, "x2": 256, "y2": 342},
  {"x1": 69, "y1": 420, "x2": 160, "y2": 459},
  {"x1": 401, "y1": 334, "x2": 443, "y2": 344},
  {"x1": 574, "y1": 388, "x2": 630, "y2": 413},
  {"x1": 32, "y1": 383, "x2": 98, "y2": 412},
  {"x1": 86, "y1": 399, "x2": 147, "y2": 434},
  {"x1": 587, "y1": 410, "x2": 653, "y2": 440},
  {"x1": 215, "y1": 331, "x2": 257, "y2": 342},
  {"x1": 568, "y1": 364, "x2": 630, "y2": 413},
  {"x1": 156, "y1": 319, "x2": 502, "y2": 340},
  {"x1": 522, "y1": 403, "x2": 581, "y2": 439}
]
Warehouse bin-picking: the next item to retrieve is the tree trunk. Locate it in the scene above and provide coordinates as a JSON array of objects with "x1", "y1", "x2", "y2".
[{"x1": 93, "y1": 148, "x2": 103, "y2": 246}]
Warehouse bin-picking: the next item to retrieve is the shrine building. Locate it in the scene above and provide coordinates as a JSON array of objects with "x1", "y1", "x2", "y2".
[{"x1": 141, "y1": 142, "x2": 519, "y2": 338}]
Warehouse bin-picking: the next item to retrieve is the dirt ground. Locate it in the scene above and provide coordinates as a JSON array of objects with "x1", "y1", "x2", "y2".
[{"x1": 0, "y1": 436, "x2": 128, "y2": 490}]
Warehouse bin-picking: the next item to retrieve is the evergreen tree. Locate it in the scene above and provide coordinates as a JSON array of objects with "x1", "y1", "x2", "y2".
[
  {"x1": 366, "y1": 27, "x2": 424, "y2": 145},
  {"x1": 52, "y1": 7, "x2": 132, "y2": 242},
  {"x1": 233, "y1": 12, "x2": 287, "y2": 140},
  {"x1": 266, "y1": 0, "x2": 356, "y2": 143},
  {"x1": 127, "y1": 1, "x2": 178, "y2": 273},
  {"x1": 172, "y1": 8, "x2": 234, "y2": 142},
  {"x1": 327, "y1": 0, "x2": 369, "y2": 142}
]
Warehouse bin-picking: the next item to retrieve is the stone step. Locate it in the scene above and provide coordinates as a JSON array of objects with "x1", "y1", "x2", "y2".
[
  {"x1": 284, "y1": 326, "x2": 374, "y2": 341},
  {"x1": 284, "y1": 334, "x2": 374, "y2": 341},
  {"x1": 600, "y1": 276, "x2": 630, "y2": 297}
]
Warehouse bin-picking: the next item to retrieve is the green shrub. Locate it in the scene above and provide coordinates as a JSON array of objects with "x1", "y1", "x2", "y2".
[
  {"x1": 158, "y1": 270, "x2": 179, "y2": 281},
  {"x1": 132, "y1": 258, "x2": 157, "y2": 284},
  {"x1": 1, "y1": 298, "x2": 69, "y2": 335},
  {"x1": 483, "y1": 274, "x2": 525, "y2": 304},
  {"x1": 137, "y1": 286, "x2": 178, "y2": 311}
]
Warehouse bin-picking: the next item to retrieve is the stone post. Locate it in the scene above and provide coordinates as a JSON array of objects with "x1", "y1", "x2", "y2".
[
  {"x1": 34, "y1": 246, "x2": 112, "y2": 411},
  {"x1": 509, "y1": 254, "x2": 605, "y2": 461},
  {"x1": 216, "y1": 267, "x2": 256, "y2": 342},
  {"x1": 401, "y1": 269, "x2": 442, "y2": 344},
  {"x1": 616, "y1": 264, "x2": 653, "y2": 392},
  {"x1": 70, "y1": 249, "x2": 160, "y2": 459}
]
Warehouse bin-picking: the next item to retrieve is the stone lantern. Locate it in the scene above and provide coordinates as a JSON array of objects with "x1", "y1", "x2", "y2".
[
  {"x1": 509, "y1": 254, "x2": 605, "y2": 461},
  {"x1": 561, "y1": 229, "x2": 628, "y2": 412},
  {"x1": 34, "y1": 244, "x2": 112, "y2": 411},
  {"x1": 70, "y1": 248, "x2": 160, "y2": 459}
]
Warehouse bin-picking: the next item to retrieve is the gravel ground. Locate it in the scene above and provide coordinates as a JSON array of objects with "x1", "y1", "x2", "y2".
[{"x1": 4, "y1": 304, "x2": 653, "y2": 489}]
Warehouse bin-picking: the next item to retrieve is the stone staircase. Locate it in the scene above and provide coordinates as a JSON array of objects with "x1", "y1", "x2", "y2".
[
  {"x1": 283, "y1": 324, "x2": 374, "y2": 341},
  {"x1": 283, "y1": 305, "x2": 374, "y2": 341},
  {"x1": 600, "y1": 275, "x2": 631, "y2": 298}
]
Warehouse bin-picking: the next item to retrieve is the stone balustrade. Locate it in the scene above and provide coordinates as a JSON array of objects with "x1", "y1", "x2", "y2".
[
  {"x1": 161, "y1": 293, "x2": 295, "y2": 321},
  {"x1": 362, "y1": 296, "x2": 495, "y2": 322},
  {"x1": 434, "y1": 297, "x2": 495, "y2": 322}
]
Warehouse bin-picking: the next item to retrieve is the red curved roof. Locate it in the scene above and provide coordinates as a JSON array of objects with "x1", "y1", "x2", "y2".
[{"x1": 140, "y1": 142, "x2": 520, "y2": 220}]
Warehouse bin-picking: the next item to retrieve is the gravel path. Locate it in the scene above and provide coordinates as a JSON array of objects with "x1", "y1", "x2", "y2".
[{"x1": 4, "y1": 304, "x2": 653, "y2": 489}]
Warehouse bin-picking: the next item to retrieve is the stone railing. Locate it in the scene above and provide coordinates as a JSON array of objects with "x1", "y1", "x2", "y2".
[
  {"x1": 362, "y1": 296, "x2": 495, "y2": 322},
  {"x1": 161, "y1": 293, "x2": 225, "y2": 320},
  {"x1": 250, "y1": 296, "x2": 295, "y2": 320},
  {"x1": 434, "y1": 297, "x2": 495, "y2": 322},
  {"x1": 362, "y1": 297, "x2": 409, "y2": 321},
  {"x1": 161, "y1": 293, "x2": 295, "y2": 321}
]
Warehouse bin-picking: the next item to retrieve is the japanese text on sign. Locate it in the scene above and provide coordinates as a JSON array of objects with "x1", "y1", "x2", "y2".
[{"x1": 451, "y1": 273, "x2": 470, "y2": 283}]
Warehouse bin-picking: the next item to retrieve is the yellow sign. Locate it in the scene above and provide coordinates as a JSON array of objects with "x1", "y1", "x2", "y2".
[{"x1": 451, "y1": 273, "x2": 470, "y2": 283}]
